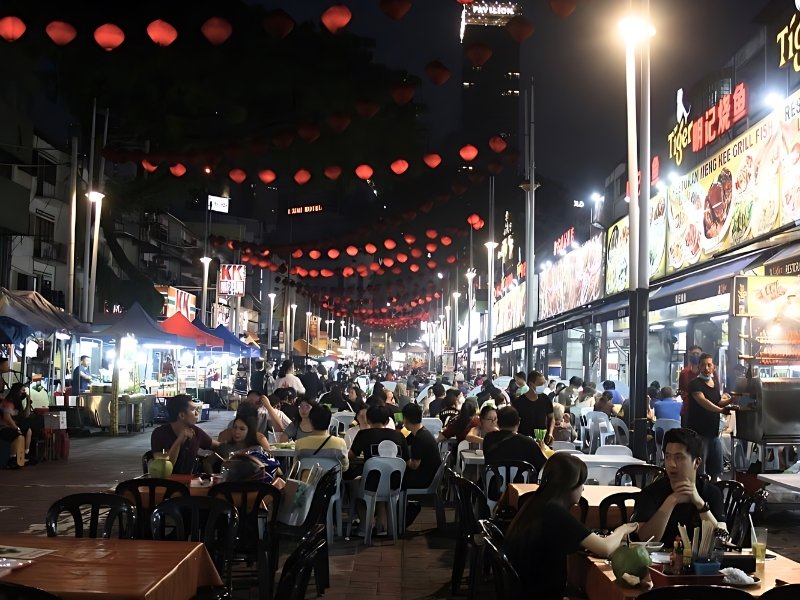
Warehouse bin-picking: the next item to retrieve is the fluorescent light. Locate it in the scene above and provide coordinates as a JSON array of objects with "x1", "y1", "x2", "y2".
[
  {"x1": 673, "y1": 320, "x2": 688, "y2": 328},
  {"x1": 649, "y1": 324, "x2": 665, "y2": 331},
  {"x1": 710, "y1": 315, "x2": 728, "y2": 322}
]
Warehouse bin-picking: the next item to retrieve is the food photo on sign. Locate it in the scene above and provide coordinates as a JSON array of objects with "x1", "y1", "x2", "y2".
[{"x1": 539, "y1": 235, "x2": 603, "y2": 320}]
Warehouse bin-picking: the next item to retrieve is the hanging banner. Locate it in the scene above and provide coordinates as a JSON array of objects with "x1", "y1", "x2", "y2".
[
  {"x1": 539, "y1": 235, "x2": 604, "y2": 320},
  {"x1": 218, "y1": 264, "x2": 246, "y2": 296},
  {"x1": 492, "y1": 282, "x2": 527, "y2": 335}
]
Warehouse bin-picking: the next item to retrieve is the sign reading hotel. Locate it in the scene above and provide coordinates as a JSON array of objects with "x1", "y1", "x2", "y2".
[{"x1": 218, "y1": 264, "x2": 246, "y2": 297}]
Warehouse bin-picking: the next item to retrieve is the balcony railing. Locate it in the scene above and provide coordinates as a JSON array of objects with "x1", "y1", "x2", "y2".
[{"x1": 34, "y1": 240, "x2": 67, "y2": 262}]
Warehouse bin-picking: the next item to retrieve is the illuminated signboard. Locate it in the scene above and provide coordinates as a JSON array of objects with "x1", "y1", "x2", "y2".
[
  {"x1": 156, "y1": 285, "x2": 197, "y2": 320},
  {"x1": 553, "y1": 227, "x2": 575, "y2": 256},
  {"x1": 667, "y1": 84, "x2": 748, "y2": 167},
  {"x1": 287, "y1": 204, "x2": 323, "y2": 216},
  {"x1": 462, "y1": 2, "x2": 520, "y2": 30},
  {"x1": 218, "y1": 264, "x2": 246, "y2": 297},
  {"x1": 539, "y1": 235, "x2": 603, "y2": 320},
  {"x1": 492, "y1": 281, "x2": 527, "y2": 335},
  {"x1": 207, "y1": 195, "x2": 229, "y2": 214},
  {"x1": 778, "y1": 7, "x2": 800, "y2": 73}
]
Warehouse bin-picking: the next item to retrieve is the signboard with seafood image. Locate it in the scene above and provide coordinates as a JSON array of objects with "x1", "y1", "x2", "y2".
[
  {"x1": 539, "y1": 235, "x2": 604, "y2": 320},
  {"x1": 733, "y1": 276, "x2": 800, "y2": 318},
  {"x1": 605, "y1": 192, "x2": 667, "y2": 295}
]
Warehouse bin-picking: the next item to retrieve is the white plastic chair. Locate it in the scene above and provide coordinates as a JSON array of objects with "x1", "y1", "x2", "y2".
[
  {"x1": 296, "y1": 455, "x2": 343, "y2": 543},
  {"x1": 378, "y1": 439, "x2": 400, "y2": 457},
  {"x1": 554, "y1": 448, "x2": 583, "y2": 455},
  {"x1": 550, "y1": 440, "x2": 576, "y2": 451},
  {"x1": 583, "y1": 411, "x2": 614, "y2": 453},
  {"x1": 610, "y1": 417, "x2": 630, "y2": 446},
  {"x1": 454, "y1": 439, "x2": 471, "y2": 474},
  {"x1": 595, "y1": 444, "x2": 633, "y2": 456},
  {"x1": 347, "y1": 456, "x2": 406, "y2": 545},
  {"x1": 344, "y1": 426, "x2": 360, "y2": 450},
  {"x1": 422, "y1": 418, "x2": 443, "y2": 438},
  {"x1": 653, "y1": 418, "x2": 681, "y2": 465},
  {"x1": 330, "y1": 412, "x2": 356, "y2": 435},
  {"x1": 400, "y1": 451, "x2": 449, "y2": 534}
]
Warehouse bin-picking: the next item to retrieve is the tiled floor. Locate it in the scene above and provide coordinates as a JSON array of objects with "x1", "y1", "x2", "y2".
[{"x1": 2, "y1": 411, "x2": 800, "y2": 599}]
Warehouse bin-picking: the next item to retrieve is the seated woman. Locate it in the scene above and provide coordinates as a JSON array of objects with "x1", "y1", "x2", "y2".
[
  {"x1": 438, "y1": 398, "x2": 480, "y2": 444},
  {"x1": 552, "y1": 403, "x2": 577, "y2": 443},
  {"x1": 217, "y1": 410, "x2": 271, "y2": 457},
  {"x1": 463, "y1": 403, "x2": 498, "y2": 445},
  {"x1": 593, "y1": 391, "x2": 616, "y2": 418},
  {"x1": 7, "y1": 383, "x2": 37, "y2": 463},
  {"x1": 505, "y1": 453, "x2": 638, "y2": 599}
]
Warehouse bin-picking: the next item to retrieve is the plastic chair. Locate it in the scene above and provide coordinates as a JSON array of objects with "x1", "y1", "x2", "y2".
[
  {"x1": 150, "y1": 495, "x2": 239, "y2": 592},
  {"x1": 554, "y1": 448, "x2": 583, "y2": 455},
  {"x1": 422, "y1": 417, "x2": 443, "y2": 438},
  {"x1": 274, "y1": 524, "x2": 327, "y2": 600},
  {"x1": 550, "y1": 440, "x2": 576, "y2": 451},
  {"x1": 583, "y1": 411, "x2": 614, "y2": 453},
  {"x1": 760, "y1": 583, "x2": 800, "y2": 600},
  {"x1": 653, "y1": 418, "x2": 681, "y2": 464},
  {"x1": 484, "y1": 460, "x2": 537, "y2": 513},
  {"x1": 729, "y1": 488, "x2": 769, "y2": 548},
  {"x1": 598, "y1": 491, "x2": 640, "y2": 532},
  {"x1": 614, "y1": 464, "x2": 666, "y2": 488},
  {"x1": 347, "y1": 456, "x2": 406, "y2": 545},
  {"x1": 0, "y1": 582, "x2": 61, "y2": 600},
  {"x1": 343, "y1": 426, "x2": 359, "y2": 449},
  {"x1": 400, "y1": 450, "x2": 450, "y2": 534},
  {"x1": 479, "y1": 519, "x2": 521, "y2": 597},
  {"x1": 114, "y1": 477, "x2": 189, "y2": 539},
  {"x1": 142, "y1": 450, "x2": 153, "y2": 475},
  {"x1": 449, "y1": 469, "x2": 490, "y2": 598},
  {"x1": 610, "y1": 417, "x2": 630, "y2": 446},
  {"x1": 637, "y1": 585, "x2": 753, "y2": 600},
  {"x1": 329, "y1": 412, "x2": 355, "y2": 436},
  {"x1": 455, "y1": 439, "x2": 471, "y2": 473},
  {"x1": 46, "y1": 492, "x2": 137, "y2": 539},
  {"x1": 295, "y1": 456, "x2": 343, "y2": 543},
  {"x1": 209, "y1": 480, "x2": 282, "y2": 599},
  {"x1": 714, "y1": 479, "x2": 746, "y2": 527},
  {"x1": 595, "y1": 444, "x2": 633, "y2": 456},
  {"x1": 377, "y1": 439, "x2": 400, "y2": 457}
]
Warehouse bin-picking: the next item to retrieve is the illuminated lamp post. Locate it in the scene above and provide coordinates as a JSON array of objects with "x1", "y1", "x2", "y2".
[
  {"x1": 267, "y1": 292, "x2": 276, "y2": 359},
  {"x1": 305, "y1": 311, "x2": 312, "y2": 365},
  {"x1": 485, "y1": 241, "x2": 498, "y2": 377},
  {"x1": 465, "y1": 269, "x2": 476, "y2": 381},
  {"x1": 200, "y1": 257, "x2": 212, "y2": 325}
]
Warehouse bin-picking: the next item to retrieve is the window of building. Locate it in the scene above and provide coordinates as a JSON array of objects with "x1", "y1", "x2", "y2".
[{"x1": 34, "y1": 151, "x2": 58, "y2": 197}]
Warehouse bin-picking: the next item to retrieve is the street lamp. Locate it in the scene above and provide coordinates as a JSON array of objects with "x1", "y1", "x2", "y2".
[
  {"x1": 86, "y1": 190, "x2": 105, "y2": 322},
  {"x1": 485, "y1": 241, "x2": 499, "y2": 376},
  {"x1": 305, "y1": 311, "x2": 312, "y2": 365},
  {"x1": 452, "y1": 291, "x2": 461, "y2": 376},
  {"x1": 340, "y1": 320, "x2": 345, "y2": 341},
  {"x1": 465, "y1": 269, "x2": 476, "y2": 380},
  {"x1": 200, "y1": 257, "x2": 212, "y2": 325},
  {"x1": 267, "y1": 292, "x2": 276, "y2": 358},
  {"x1": 290, "y1": 303, "x2": 297, "y2": 350},
  {"x1": 444, "y1": 305, "x2": 451, "y2": 348},
  {"x1": 369, "y1": 331, "x2": 373, "y2": 356}
]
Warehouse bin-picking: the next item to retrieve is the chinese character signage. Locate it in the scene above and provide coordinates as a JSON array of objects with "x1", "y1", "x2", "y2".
[
  {"x1": 218, "y1": 264, "x2": 246, "y2": 297},
  {"x1": 539, "y1": 235, "x2": 603, "y2": 320}
]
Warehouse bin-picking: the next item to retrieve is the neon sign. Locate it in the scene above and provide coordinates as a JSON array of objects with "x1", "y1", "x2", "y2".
[{"x1": 553, "y1": 227, "x2": 575, "y2": 256}]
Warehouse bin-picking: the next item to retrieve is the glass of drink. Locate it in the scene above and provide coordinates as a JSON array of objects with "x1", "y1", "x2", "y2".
[{"x1": 752, "y1": 527, "x2": 768, "y2": 562}]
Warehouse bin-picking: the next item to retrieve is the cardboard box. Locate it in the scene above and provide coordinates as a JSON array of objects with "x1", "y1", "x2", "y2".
[{"x1": 43, "y1": 412, "x2": 67, "y2": 430}]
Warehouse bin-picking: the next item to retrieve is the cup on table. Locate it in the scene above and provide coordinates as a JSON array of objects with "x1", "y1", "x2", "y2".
[{"x1": 752, "y1": 527, "x2": 768, "y2": 562}]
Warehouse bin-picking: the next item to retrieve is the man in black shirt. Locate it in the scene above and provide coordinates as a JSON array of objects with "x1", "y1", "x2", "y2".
[
  {"x1": 686, "y1": 353, "x2": 732, "y2": 481},
  {"x1": 632, "y1": 427, "x2": 726, "y2": 545},
  {"x1": 427, "y1": 383, "x2": 446, "y2": 418},
  {"x1": 510, "y1": 370, "x2": 554, "y2": 444},
  {"x1": 401, "y1": 403, "x2": 441, "y2": 490},
  {"x1": 299, "y1": 365, "x2": 322, "y2": 399},
  {"x1": 483, "y1": 406, "x2": 547, "y2": 473},
  {"x1": 349, "y1": 404, "x2": 409, "y2": 462}
]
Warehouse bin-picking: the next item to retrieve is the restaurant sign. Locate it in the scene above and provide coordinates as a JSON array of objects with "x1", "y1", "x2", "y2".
[
  {"x1": 492, "y1": 281, "x2": 527, "y2": 335},
  {"x1": 155, "y1": 285, "x2": 196, "y2": 320},
  {"x1": 734, "y1": 276, "x2": 800, "y2": 317},
  {"x1": 539, "y1": 235, "x2": 603, "y2": 320},
  {"x1": 218, "y1": 264, "x2": 246, "y2": 297}
]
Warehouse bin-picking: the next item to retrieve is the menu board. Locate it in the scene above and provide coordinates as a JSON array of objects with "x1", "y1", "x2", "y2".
[
  {"x1": 666, "y1": 88, "x2": 800, "y2": 274},
  {"x1": 492, "y1": 281, "x2": 526, "y2": 335},
  {"x1": 733, "y1": 276, "x2": 800, "y2": 317},
  {"x1": 539, "y1": 235, "x2": 604, "y2": 320},
  {"x1": 605, "y1": 192, "x2": 667, "y2": 295}
]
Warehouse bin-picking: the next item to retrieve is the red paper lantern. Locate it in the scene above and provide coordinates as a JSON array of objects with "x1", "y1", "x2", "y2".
[
  {"x1": 467, "y1": 213, "x2": 479, "y2": 225},
  {"x1": 327, "y1": 113, "x2": 351, "y2": 133},
  {"x1": 409, "y1": 264, "x2": 420, "y2": 273},
  {"x1": 411, "y1": 248, "x2": 423, "y2": 259},
  {"x1": 390, "y1": 159, "x2": 409, "y2": 175},
  {"x1": 488, "y1": 135, "x2": 508, "y2": 153},
  {"x1": 202, "y1": 17, "x2": 232, "y2": 45},
  {"x1": 403, "y1": 233, "x2": 416, "y2": 245},
  {"x1": 369, "y1": 262, "x2": 381, "y2": 272},
  {"x1": 94, "y1": 24, "x2": 125, "y2": 51},
  {"x1": 343, "y1": 266, "x2": 355, "y2": 277},
  {"x1": 169, "y1": 163, "x2": 186, "y2": 177},
  {"x1": 392, "y1": 267, "x2": 402, "y2": 275},
  {"x1": 291, "y1": 249, "x2": 303, "y2": 259},
  {"x1": 434, "y1": 292, "x2": 441, "y2": 299},
  {"x1": 321, "y1": 269, "x2": 334, "y2": 277},
  {"x1": 550, "y1": 0, "x2": 577, "y2": 18},
  {"x1": 309, "y1": 250, "x2": 322, "y2": 260},
  {"x1": 0, "y1": 16, "x2": 26, "y2": 42},
  {"x1": 141, "y1": 159, "x2": 158, "y2": 173},
  {"x1": 427, "y1": 260, "x2": 437, "y2": 270},
  {"x1": 258, "y1": 169, "x2": 277, "y2": 184},
  {"x1": 294, "y1": 169, "x2": 312, "y2": 185},
  {"x1": 147, "y1": 20, "x2": 178, "y2": 46},
  {"x1": 425, "y1": 60, "x2": 451, "y2": 85},
  {"x1": 355, "y1": 100, "x2": 381, "y2": 119},
  {"x1": 263, "y1": 9, "x2": 295, "y2": 39},
  {"x1": 355, "y1": 164, "x2": 374, "y2": 180},
  {"x1": 441, "y1": 236, "x2": 453, "y2": 247},
  {"x1": 346, "y1": 245, "x2": 359, "y2": 257},
  {"x1": 229, "y1": 168, "x2": 247, "y2": 184},
  {"x1": 465, "y1": 42, "x2": 492, "y2": 67},
  {"x1": 426, "y1": 242, "x2": 438, "y2": 253},
  {"x1": 425, "y1": 229, "x2": 438, "y2": 239},
  {"x1": 321, "y1": 5, "x2": 351, "y2": 33},
  {"x1": 324, "y1": 165, "x2": 342, "y2": 180},
  {"x1": 474, "y1": 219, "x2": 485, "y2": 230},
  {"x1": 506, "y1": 15, "x2": 535, "y2": 42},
  {"x1": 396, "y1": 253, "x2": 408, "y2": 263},
  {"x1": 446, "y1": 255, "x2": 457, "y2": 264},
  {"x1": 309, "y1": 269, "x2": 319, "y2": 278},
  {"x1": 365, "y1": 243, "x2": 378, "y2": 254},
  {"x1": 423, "y1": 153, "x2": 442, "y2": 169},
  {"x1": 384, "y1": 238, "x2": 397, "y2": 250},
  {"x1": 456, "y1": 0, "x2": 475, "y2": 4},
  {"x1": 327, "y1": 248, "x2": 340, "y2": 259},
  {"x1": 459, "y1": 144, "x2": 479, "y2": 161},
  {"x1": 45, "y1": 21, "x2": 76, "y2": 45},
  {"x1": 390, "y1": 82, "x2": 416, "y2": 105},
  {"x1": 383, "y1": 257, "x2": 395, "y2": 268},
  {"x1": 380, "y1": 0, "x2": 412, "y2": 20},
  {"x1": 298, "y1": 123, "x2": 321, "y2": 143}
]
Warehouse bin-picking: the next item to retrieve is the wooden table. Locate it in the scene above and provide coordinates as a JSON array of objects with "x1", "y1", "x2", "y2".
[
  {"x1": 507, "y1": 484, "x2": 640, "y2": 530},
  {"x1": 0, "y1": 534, "x2": 223, "y2": 600},
  {"x1": 576, "y1": 549, "x2": 800, "y2": 599},
  {"x1": 757, "y1": 473, "x2": 800, "y2": 493}
]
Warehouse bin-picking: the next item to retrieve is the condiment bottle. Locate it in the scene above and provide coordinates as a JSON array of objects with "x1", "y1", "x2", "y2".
[
  {"x1": 671, "y1": 536, "x2": 683, "y2": 575},
  {"x1": 682, "y1": 542, "x2": 693, "y2": 574}
]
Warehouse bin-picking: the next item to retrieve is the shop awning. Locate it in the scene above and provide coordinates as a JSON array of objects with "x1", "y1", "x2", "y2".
[
  {"x1": 96, "y1": 303, "x2": 192, "y2": 347},
  {"x1": 0, "y1": 288, "x2": 87, "y2": 334},
  {"x1": 649, "y1": 254, "x2": 762, "y2": 311},
  {"x1": 0, "y1": 316, "x2": 35, "y2": 344},
  {"x1": 212, "y1": 325, "x2": 261, "y2": 358},
  {"x1": 160, "y1": 313, "x2": 225, "y2": 348},
  {"x1": 763, "y1": 243, "x2": 800, "y2": 276},
  {"x1": 592, "y1": 294, "x2": 631, "y2": 324},
  {"x1": 293, "y1": 339, "x2": 324, "y2": 357}
]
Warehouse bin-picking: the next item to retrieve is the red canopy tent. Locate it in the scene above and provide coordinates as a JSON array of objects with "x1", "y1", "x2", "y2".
[{"x1": 160, "y1": 313, "x2": 225, "y2": 348}]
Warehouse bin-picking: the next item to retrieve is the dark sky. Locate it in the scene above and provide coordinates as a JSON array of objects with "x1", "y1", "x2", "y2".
[{"x1": 253, "y1": 0, "x2": 769, "y2": 205}]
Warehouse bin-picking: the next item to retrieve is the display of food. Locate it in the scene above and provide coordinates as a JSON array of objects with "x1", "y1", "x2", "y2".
[{"x1": 540, "y1": 235, "x2": 603, "y2": 320}]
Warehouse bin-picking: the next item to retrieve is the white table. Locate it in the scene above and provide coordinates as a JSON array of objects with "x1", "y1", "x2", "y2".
[{"x1": 757, "y1": 473, "x2": 800, "y2": 493}]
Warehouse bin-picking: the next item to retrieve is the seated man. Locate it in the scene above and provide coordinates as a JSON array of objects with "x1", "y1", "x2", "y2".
[
  {"x1": 349, "y1": 404, "x2": 409, "y2": 463},
  {"x1": 632, "y1": 427, "x2": 726, "y2": 545},
  {"x1": 151, "y1": 394, "x2": 219, "y2": 474},
  {"x1": 483, "y1": 406, "x2": 547, "y2": 473},
  {"x1": 401, "y1": 403, "x2": 441, "y2": 490},
  {"x1": 294, "y1": 404, "x2": 349, "y2": 472}
]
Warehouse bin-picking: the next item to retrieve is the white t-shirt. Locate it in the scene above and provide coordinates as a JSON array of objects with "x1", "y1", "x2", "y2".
[{"x1": 274, "y1": 373, "x2": 306, "y2": 395}]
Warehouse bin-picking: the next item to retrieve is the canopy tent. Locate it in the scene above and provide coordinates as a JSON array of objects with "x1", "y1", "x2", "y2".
[
  {"x1": 0, "y1": 316, "x2": 35, "y2": 345},
  {"x1": 293, "y1": 339, "x2": 325, "y2": 357},
  {"x1": 212, "y1": 324, "x2": 260, "y2": 358},
  {"x1": 160, "y1": 313, "x2": 225, "y2": 348},
  {"x1": 0, "y1": 288, "x2": 86, "y2": 334},
  {"x1": 95, "y1": 303, "x2": 192, "y2": 347},
  {"x1": 241, "y1": 333, "x2": 260, "y2": 347}
]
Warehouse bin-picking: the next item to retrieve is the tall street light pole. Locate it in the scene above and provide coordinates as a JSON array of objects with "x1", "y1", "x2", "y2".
[
  {"x1": 453, "y1": 291, "x2": 461, "y2": 375},
  {"x1": 485, "y1": 241, "x2": 498, "y2": 377},
  {"x1": 290, "y1": 303, "x2": 297, "y2": 357},
  {"x1": 305, "y1": 311, "x2": 312, "y2": 365},
  {"x1": 465, "y1": 269, "x2": 476, "y2": 381},
  {"x1": 200, "y1": 257, "x2": 212, "y2": 325},
  {"x1": 267, "y1": 292, "x2": 276, "y2": 360}
]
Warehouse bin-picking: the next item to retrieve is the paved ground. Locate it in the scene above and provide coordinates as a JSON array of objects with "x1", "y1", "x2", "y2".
[{"x1": 2, "y1": 411, "x2": 800, "y2": 599}]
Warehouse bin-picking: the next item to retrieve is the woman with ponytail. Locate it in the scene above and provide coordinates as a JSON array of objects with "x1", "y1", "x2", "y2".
[{"x1": 274, "y1": 359, "x2": 305, "y2": 395}]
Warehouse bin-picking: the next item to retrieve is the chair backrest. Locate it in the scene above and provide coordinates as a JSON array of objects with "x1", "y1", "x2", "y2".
[
  {"x1": 377, "y1": 439, "x2": 400, "y2": 457},
  {"x1": 449, "y1": 469, "x2": 490, "y2": 536},
  {"x1": 142, "y1": 450, "x2": 154, "y2": 475},
  {"x1": 150, "y1": 495, "x2": 239, "y2": 580},
  {"x1": 614, "y1": 464, "x2": 666, "y2": 488},
  {"x1": 598, "y1": 491, "x2": 640, "y2": 532},
  {"x1": 274, "y1": 526, "x2": 327, "y2": 600},
  {"x1": 46, "y1": 492, "x2": 137, "y2": 539},
  {"x1": 653, "y1": 418, "x2": 681, "y2": 463},
  {"x1": 421, "y1": 417, "x2": 443, "y2": 437},
  {"x1": 585, "y1": 411, "x2": 611, "y2": 426},
  {"x1": 478, "y1": 519, "x2": 521, "y2": 597},
  {"x1": 729, "y1": 488, "x2": 769, "y2": 547},
  {"x1": 636, "y1": 585, "x2": 754, "y2": 600},
  {"x1": 609, "y1": 417, "x2": 630, "y2": 446},
  {"x1": 484, "y1": 460, "x2": 537, "y2": 504},
  {"x1": 760, "y1": 583, "x2": 800, "y2": 600},
  {"x1": 330, "y1": 412, "x2": 355, "y2": 435},
  {"x1": 343, "y1": 426, "x2": 359, "y2": 449},
  {"x1": 208, "y1": 480, "x2": 282, "y2": 554},
  {"x1": 299, "y1": 466, "x2": 341, "y2": 530},
  {"x1": 713, "y1": 479, "x2": 745, "y2": 526},
  {"x1": 595, "y1": 444, "x2": 633, "y2": 456},
  {"x1": 360, "y1": 457, "x2": 406, "y2": 498},
  {"x1": 114, "y1": 478, "x2": 189, "y2": 539},
  {"x1": 554, "y1": 448, "x2": 583, "y2": 455},
  {"x1": 267, "y1": 430, "x2": 279, "y2": 444},
  {"x1": 550, "y1": 441, "x2": 576, "y2": 451},
  {"x1": 408, "y1": 450, "x2": 450, "y2": 494},
  {"x1": 0, "y1": 582, "x2": 61, "y2": 600},
  {"x1": 454, "y1": 439, "x2": 471, "y2": 473}
]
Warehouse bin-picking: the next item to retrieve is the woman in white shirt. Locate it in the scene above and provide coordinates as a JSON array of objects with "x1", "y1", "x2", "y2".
[{"x1": 274, "y1": 360, "x2": 306, "y2": 395}]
